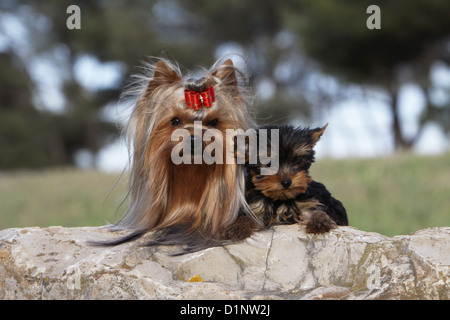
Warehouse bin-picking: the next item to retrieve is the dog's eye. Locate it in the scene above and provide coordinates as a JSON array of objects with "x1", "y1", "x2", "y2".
[
  {"x1": 294, "y1": 160, "x2": 310, "y2": 171},
  {"x1": 207, "y1": 119, "x2": 218, "y2": 127},
  {"x1": 294, "y1": 160, "x2": 306, "y2": 170},
  {"x1": 170, "y1": 118, "x2": 182, "y2": 126}
]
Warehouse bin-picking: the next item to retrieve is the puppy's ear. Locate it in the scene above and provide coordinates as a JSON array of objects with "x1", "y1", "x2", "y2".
[
  {"x1": 310, "y1": 123, "x2": 328, "y2": 146},
  {"x1": 212, "y1": 59, "x2": 239, "y2": 96},
  {"x1": 145, "y1": 60, "x2": 181, "y2": 97}
]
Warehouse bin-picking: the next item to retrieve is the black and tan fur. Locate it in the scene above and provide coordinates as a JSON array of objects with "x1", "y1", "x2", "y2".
[{"x1": 226, "y1": 124, "x2": 348, "y2": 238}]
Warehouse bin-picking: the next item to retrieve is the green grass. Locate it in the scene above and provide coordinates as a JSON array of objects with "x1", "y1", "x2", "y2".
[
  {"x1": 310, "y1": 152, "x2": 450, "y2": 236},
  {"x1": 1, "y1": 153, "x2": 449, "y2": 236},
  {"x1": 0, "y1": 169, "x2": 129, "y2": 229}
]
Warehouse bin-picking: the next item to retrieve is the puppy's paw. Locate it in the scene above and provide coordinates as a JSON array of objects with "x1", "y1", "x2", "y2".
[{"x1": 305, "y1": 210, "x2": 337, "y2": 234}]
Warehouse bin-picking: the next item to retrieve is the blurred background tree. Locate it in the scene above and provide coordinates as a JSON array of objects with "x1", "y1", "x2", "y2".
[
  {"x1": 286, "y1": 0, "x2": 450, "y2": 150},
  {"x1": 0, "y1": 0, "x2": 449, "y2": 169}
]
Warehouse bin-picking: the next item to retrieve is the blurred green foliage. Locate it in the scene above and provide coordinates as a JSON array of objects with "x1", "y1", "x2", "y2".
[{"x1": 286, "y1": 0, "x2": 450, "y2": 149}]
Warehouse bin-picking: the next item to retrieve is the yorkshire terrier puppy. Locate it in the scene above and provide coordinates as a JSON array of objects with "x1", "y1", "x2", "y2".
[
  {"x1": 96, "y1": 58, "x2": 255, "y2": 253},
  {"x1": 231, "y1": 124, "x2": 348, "y2": 236}
]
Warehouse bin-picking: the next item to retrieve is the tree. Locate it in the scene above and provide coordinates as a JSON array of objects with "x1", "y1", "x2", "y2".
[
  {"x1": 2, "y1": 0, "x2": 449, "y2": 170},
  {"x1": 0, "y1": 1, "x2": 160, "y2": 168},
  {"x1": 284, "y1": 0, "x2": 450, "y2": 150}
]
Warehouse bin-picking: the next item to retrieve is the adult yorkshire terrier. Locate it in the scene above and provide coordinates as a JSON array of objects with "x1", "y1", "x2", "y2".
[
  {"x1": 230, "y1": 124, "x2": 348, "y2": 237},
  {"x1": 101, "y1": 58, "x2": 255, "y2": 253}
]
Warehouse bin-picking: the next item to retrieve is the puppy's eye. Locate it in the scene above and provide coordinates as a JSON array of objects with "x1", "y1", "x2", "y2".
[
  {"x1": 170, "y1": 118, "x2": 182, "y2": 126},
  {"x1": 294, "y1": 160, "x2": 304, "y2": 169},
  {"x1": 207, "y1": 119, "x2": 218, "y2": 127},
  {"x1": 294, "y1": 160, "x2": 310, "y2": 171}
]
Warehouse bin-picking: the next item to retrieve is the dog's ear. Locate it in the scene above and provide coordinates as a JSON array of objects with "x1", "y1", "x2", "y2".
[
  {"x1": 310, "y1": 123, "x2": 328, "y2": 146},
  {"x1": 146, "y1": 60, "x2": 181, "y2": 97},
  {"x1": 212, "y1": 59, "x2": 239, "y2": 96}
]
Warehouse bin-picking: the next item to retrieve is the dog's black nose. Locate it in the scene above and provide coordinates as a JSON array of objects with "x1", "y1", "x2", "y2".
[
  {"x1": 190, "y1": 135, "x2": 202, "y2": 143},
  {"x1": 280, "y1": 178, "x2": 292, "y2": 188},
  {"x1": 190, "y1": 135, "x2": 203, "y2": 154}
]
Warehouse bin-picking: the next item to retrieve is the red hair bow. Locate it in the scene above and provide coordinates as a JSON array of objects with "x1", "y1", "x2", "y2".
[{"x1": 184, "y1": 86, "x2": 215, "y2": 109}]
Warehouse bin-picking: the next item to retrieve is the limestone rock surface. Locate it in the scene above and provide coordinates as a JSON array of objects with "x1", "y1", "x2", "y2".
[{"x1": 0, "y1": 225, "x2": 449, "y2": 299}]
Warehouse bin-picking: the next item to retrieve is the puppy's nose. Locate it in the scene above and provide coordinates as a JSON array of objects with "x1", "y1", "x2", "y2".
[{"x1": 280, "y1": 178, "x2": 292, "y2": 188}]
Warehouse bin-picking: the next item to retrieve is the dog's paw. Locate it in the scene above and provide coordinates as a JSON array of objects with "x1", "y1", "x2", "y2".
[
  {"x1": 305, "y1": 210, "x2": 337, "y2": 234},
  {"x1": 222, "y1": 216, "x2": 260, "y2": 241}
]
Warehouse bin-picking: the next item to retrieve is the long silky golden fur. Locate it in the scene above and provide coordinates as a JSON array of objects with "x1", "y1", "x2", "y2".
[{"x1": 105, "y1": 57, "x2": 255, "y2": 252}]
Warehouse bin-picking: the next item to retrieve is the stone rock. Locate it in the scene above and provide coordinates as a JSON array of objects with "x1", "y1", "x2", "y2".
[{"x1": 0, "y1": 225, "x2": 449, "y2": 299}]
